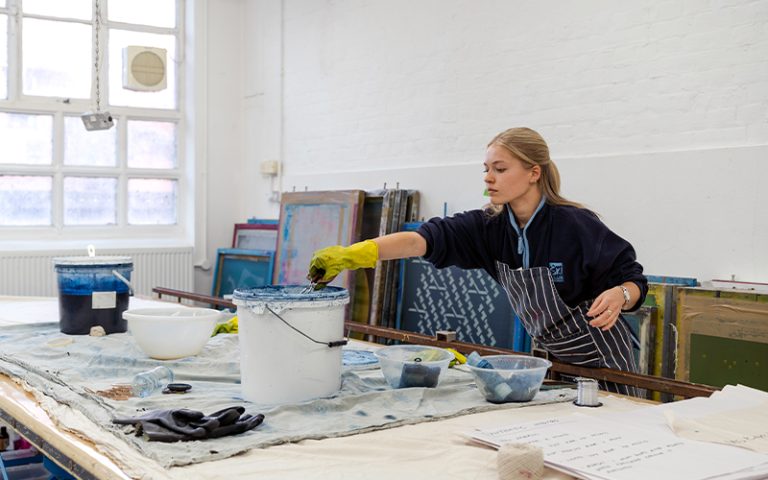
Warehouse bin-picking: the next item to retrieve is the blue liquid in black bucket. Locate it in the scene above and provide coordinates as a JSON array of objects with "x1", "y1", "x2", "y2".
[
  {"x1": 58, "y1": 292, "x2": 130, "y2": 335},
  {"x1": 54, "y1": 259, "x2": 132, "y2": 335}
]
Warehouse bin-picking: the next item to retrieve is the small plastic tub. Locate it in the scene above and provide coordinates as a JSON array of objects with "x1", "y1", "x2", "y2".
[
  {"x1": 466, "y1": 355, "x2": 551, "y2": 403},
  {"x1": 1, "y1": 463, "x2": 50, "y2": 480},
  {"x1": 375, "y1": 345, "x2": 454, "y2": 389}
]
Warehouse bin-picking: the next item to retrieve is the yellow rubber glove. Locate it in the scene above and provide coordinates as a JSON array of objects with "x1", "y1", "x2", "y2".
[
  {"x1": 308, "y1": 240, "x2": 379, "y2": 285},
  {"x1": 211, "y1": 316, "x2": 238, "y2": 336},
  {"x1": 445, "y1": 348, "x2": 467, "y2": 366}
]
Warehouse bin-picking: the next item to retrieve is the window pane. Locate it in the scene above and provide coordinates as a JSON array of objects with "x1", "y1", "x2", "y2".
[
  {"x1": 128, "y1": 178, "x2": 177, "y2": 225},
  {"x1": 0, "y1": 15, "x2": 6, "y2": 99},
  {"x1": 63, "y1": 177, "x2": 117, "y2": 225},
  {"x1": 64, "y1": 116, "x2": 118, "y2": 166},
  {"x1": 127, "y1": 120, "x2": 176, "y2": 169},
  {"x1": 0, "y1": 112, "x2": 52, "y2": 165},
  {"x1": 109, "y1": 29, "x2": 176, "y2": 109},
  {"x1": 23, "y1": 19, "x2": 91, "y2": 98},
  {"x1": 108, "y1": 0, "x2": 175, "y2": 28},
  {"x1": 0, "y1": 176, "x2": 52, "y2": 226},
  {"x1": 23, "y1": 0, "x2": 91, "y2": 20}
]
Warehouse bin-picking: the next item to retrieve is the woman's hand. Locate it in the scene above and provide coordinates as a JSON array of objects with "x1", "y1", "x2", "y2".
[
  {"x1": 586, "y1": 287, "x2": 625, "y2": 331},
  {"x1": 307, "y1": 232, "x2": 426, "y2": 287},
  {"x1": 307, "y1": 240, "x2": 379, "y2": 285}
]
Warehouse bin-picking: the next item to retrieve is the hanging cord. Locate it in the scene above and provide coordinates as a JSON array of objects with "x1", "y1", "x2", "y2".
[
  {"x1": 265, "y1": 306, "x2": 347, "y2": 348},
  {"x1": 94, "y1": 0, "x2": 102, "y2": 112}
]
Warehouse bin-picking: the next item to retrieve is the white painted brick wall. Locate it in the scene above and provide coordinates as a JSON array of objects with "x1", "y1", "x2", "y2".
[
  {"x1": 237, "y1": 0, "x2": 768, "y2": 282},
  {"x1": 279, "y1": 0, "x2": 767, "y2": 173}
]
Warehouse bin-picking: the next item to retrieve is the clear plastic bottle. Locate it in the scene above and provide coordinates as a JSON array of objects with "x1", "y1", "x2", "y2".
[
  {"x1": 466, "y1": 351, "x2": 493, "y2": 369},
  {"x1": 131, "y1": 366, "x2": 174, "y2": 398}
]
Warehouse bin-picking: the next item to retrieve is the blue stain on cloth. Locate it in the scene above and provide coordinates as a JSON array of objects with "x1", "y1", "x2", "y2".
[{"x1": 342, "y1": 349, "x2": 378, "y2": 367}]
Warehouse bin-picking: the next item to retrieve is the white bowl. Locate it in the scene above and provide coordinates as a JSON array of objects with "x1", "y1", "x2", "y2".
[
  {"x1": 123, "y1": 307, "x2": 221, "y2": 360},
  {"x1": 374, "y1": 345, "x2": 454, "y2": 389}
]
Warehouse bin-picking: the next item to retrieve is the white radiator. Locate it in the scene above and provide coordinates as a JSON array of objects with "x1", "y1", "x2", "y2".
[{"x1": 0, "y1": 248, "x2": 194, "y2": 298}]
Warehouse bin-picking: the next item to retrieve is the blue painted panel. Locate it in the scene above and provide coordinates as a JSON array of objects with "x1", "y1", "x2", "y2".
[
  {"x1": 398, "y1": 222, "x2": 529, "y2": 350},
  {"x1": 246, "y1": 218, "x2": 279, "y2": 225},
  {"x1": 646, "y1": 275, "x2": 698, "y2": 286},
  {"x1": 396, "y1": 257, "x2": 520, "y2": 349},
  {"x1": 212, "y1": 248, "x2": 274, "y2": 298}
]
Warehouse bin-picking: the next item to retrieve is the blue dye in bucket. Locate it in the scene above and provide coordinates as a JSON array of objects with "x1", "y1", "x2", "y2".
[
  {"x1": 53, "y1": 256, "x2": 133, "y2": 335},
  {"x1": 232, "y1": 284, "x2": 349, "y2": 303}
]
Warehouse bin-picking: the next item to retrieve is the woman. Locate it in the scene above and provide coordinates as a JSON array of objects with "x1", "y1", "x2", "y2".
[{"x1": 308, "y1": 127, "x2": 647, "y2": 396}]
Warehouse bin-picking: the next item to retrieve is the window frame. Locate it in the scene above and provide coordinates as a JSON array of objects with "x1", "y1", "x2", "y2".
[{"x1": 0, "y1": 0, "x2": 189, "y2": 248}]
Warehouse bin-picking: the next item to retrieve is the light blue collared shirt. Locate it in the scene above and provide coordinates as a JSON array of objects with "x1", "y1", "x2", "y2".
[{"x1": 506, "y1": 196, "x2": 547, "y2": 269}]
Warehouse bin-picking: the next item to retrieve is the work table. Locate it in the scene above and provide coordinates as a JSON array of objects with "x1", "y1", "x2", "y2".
[{"x1": 0, "y1": 296, "x2": 654, "y2": 480}]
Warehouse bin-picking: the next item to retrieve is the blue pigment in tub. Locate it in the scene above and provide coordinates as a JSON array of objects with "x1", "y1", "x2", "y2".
[
  {"x1": 234, "y1": 284, "x2": 350, "y2": 302},
  {"x1": 53, "y1": 256, "x2": 133, "y2": 335}
]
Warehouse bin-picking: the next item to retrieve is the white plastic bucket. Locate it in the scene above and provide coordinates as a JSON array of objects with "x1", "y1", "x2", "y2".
[{"x1": 232, "y1": 285, "x2": 349, "y2": 405}]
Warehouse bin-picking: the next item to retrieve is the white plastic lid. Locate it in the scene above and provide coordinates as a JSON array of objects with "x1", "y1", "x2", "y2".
[
  {"x1": 232, "y1": 285, "x2": 349, "y2": 313},
  {"x1": 52, "y1": 256, "x2": 133, "y2": 267}
]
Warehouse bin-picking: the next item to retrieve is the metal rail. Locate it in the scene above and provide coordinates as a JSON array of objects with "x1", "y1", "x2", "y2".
[
  {"x1": 344, "y1": 322, "x2": 718, "y2": 399},
  {"x1": 151, "y1": 286, "x2": 719, "y2": 399},
  {"x1": 154, "y1": 286, "x2": 236, "y2": 309}
]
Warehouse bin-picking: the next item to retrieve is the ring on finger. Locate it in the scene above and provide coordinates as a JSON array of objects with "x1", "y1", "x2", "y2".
[{"x1": 606, "y1": 309, "x2": 613, "y2": 315}]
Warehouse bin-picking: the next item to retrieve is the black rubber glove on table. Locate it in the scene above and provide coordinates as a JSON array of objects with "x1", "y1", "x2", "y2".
[{"x1": 113, "y1": 406, "x2": 265, "y2": 442}]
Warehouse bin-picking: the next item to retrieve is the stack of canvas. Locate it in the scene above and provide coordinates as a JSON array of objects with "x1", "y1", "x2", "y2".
[
  {"x1": 273, "y1": 190, "x2": 366, "y2": 321},
  {"x1": 360, "y1": 188, "x2": 419, "y2": 329},
  {"x1": 272, "y1": 188, "x2": 419, "y2": 328}
]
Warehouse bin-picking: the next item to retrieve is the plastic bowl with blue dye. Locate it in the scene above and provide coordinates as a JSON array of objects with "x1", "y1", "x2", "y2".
[
  {"x1": 466, "y1": 355, "x2": 551, "y2": 403},
  {"x1": 375, "y1": 345, "x2": 454, "y2": 389}
]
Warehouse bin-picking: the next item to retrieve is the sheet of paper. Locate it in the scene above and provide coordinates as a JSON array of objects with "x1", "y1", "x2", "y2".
[
  {"x1": 469, "y1": 414, "x2": 768, "y2": 480},
  {"x1": 594, "y1": 384, "x2": 768, "y2": 436},
  {"x1": 663, "y1": 386, "x2": 768, "y2": 454}
]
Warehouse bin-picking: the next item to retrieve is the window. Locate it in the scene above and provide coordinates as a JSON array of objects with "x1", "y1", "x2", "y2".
[{"x1": 0, "y1": 0, "x2": 185, "y2": 241}]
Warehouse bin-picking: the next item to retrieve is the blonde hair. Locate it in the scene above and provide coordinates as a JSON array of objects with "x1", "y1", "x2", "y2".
[{"x1": 483, "y1": 127, "x2": 586, "y2": 215}]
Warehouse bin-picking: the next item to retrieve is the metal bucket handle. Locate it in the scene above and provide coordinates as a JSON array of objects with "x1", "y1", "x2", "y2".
[
  {"x1": 86, "y1": 244, "x2": 133, "y2": 296},
  {"x1": 266, "y1": 306, "x2": 347, "y2": 348},
  {"x1": 112, "y1": 269, "x2": 134, "y2": 296}
]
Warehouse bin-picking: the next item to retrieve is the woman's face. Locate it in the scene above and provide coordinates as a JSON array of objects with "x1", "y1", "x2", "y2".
[{"x1": 483, "y1": 144, "x2": 541, "y2": 205}]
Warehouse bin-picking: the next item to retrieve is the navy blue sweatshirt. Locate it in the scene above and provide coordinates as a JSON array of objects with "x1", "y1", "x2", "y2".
[{"x1": 417, "y1": 202, "x2": 648, "y2": 310}]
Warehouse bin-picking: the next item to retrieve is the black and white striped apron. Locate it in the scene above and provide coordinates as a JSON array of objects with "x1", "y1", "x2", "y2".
[{"x1": 496, "y1": 262, "x2": 639, "y2": 397}]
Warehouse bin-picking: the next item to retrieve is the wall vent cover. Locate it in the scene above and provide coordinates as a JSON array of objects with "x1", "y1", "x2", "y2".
[{"x1": 123, "y1": 46, "x2": 167, "y2": 92}]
